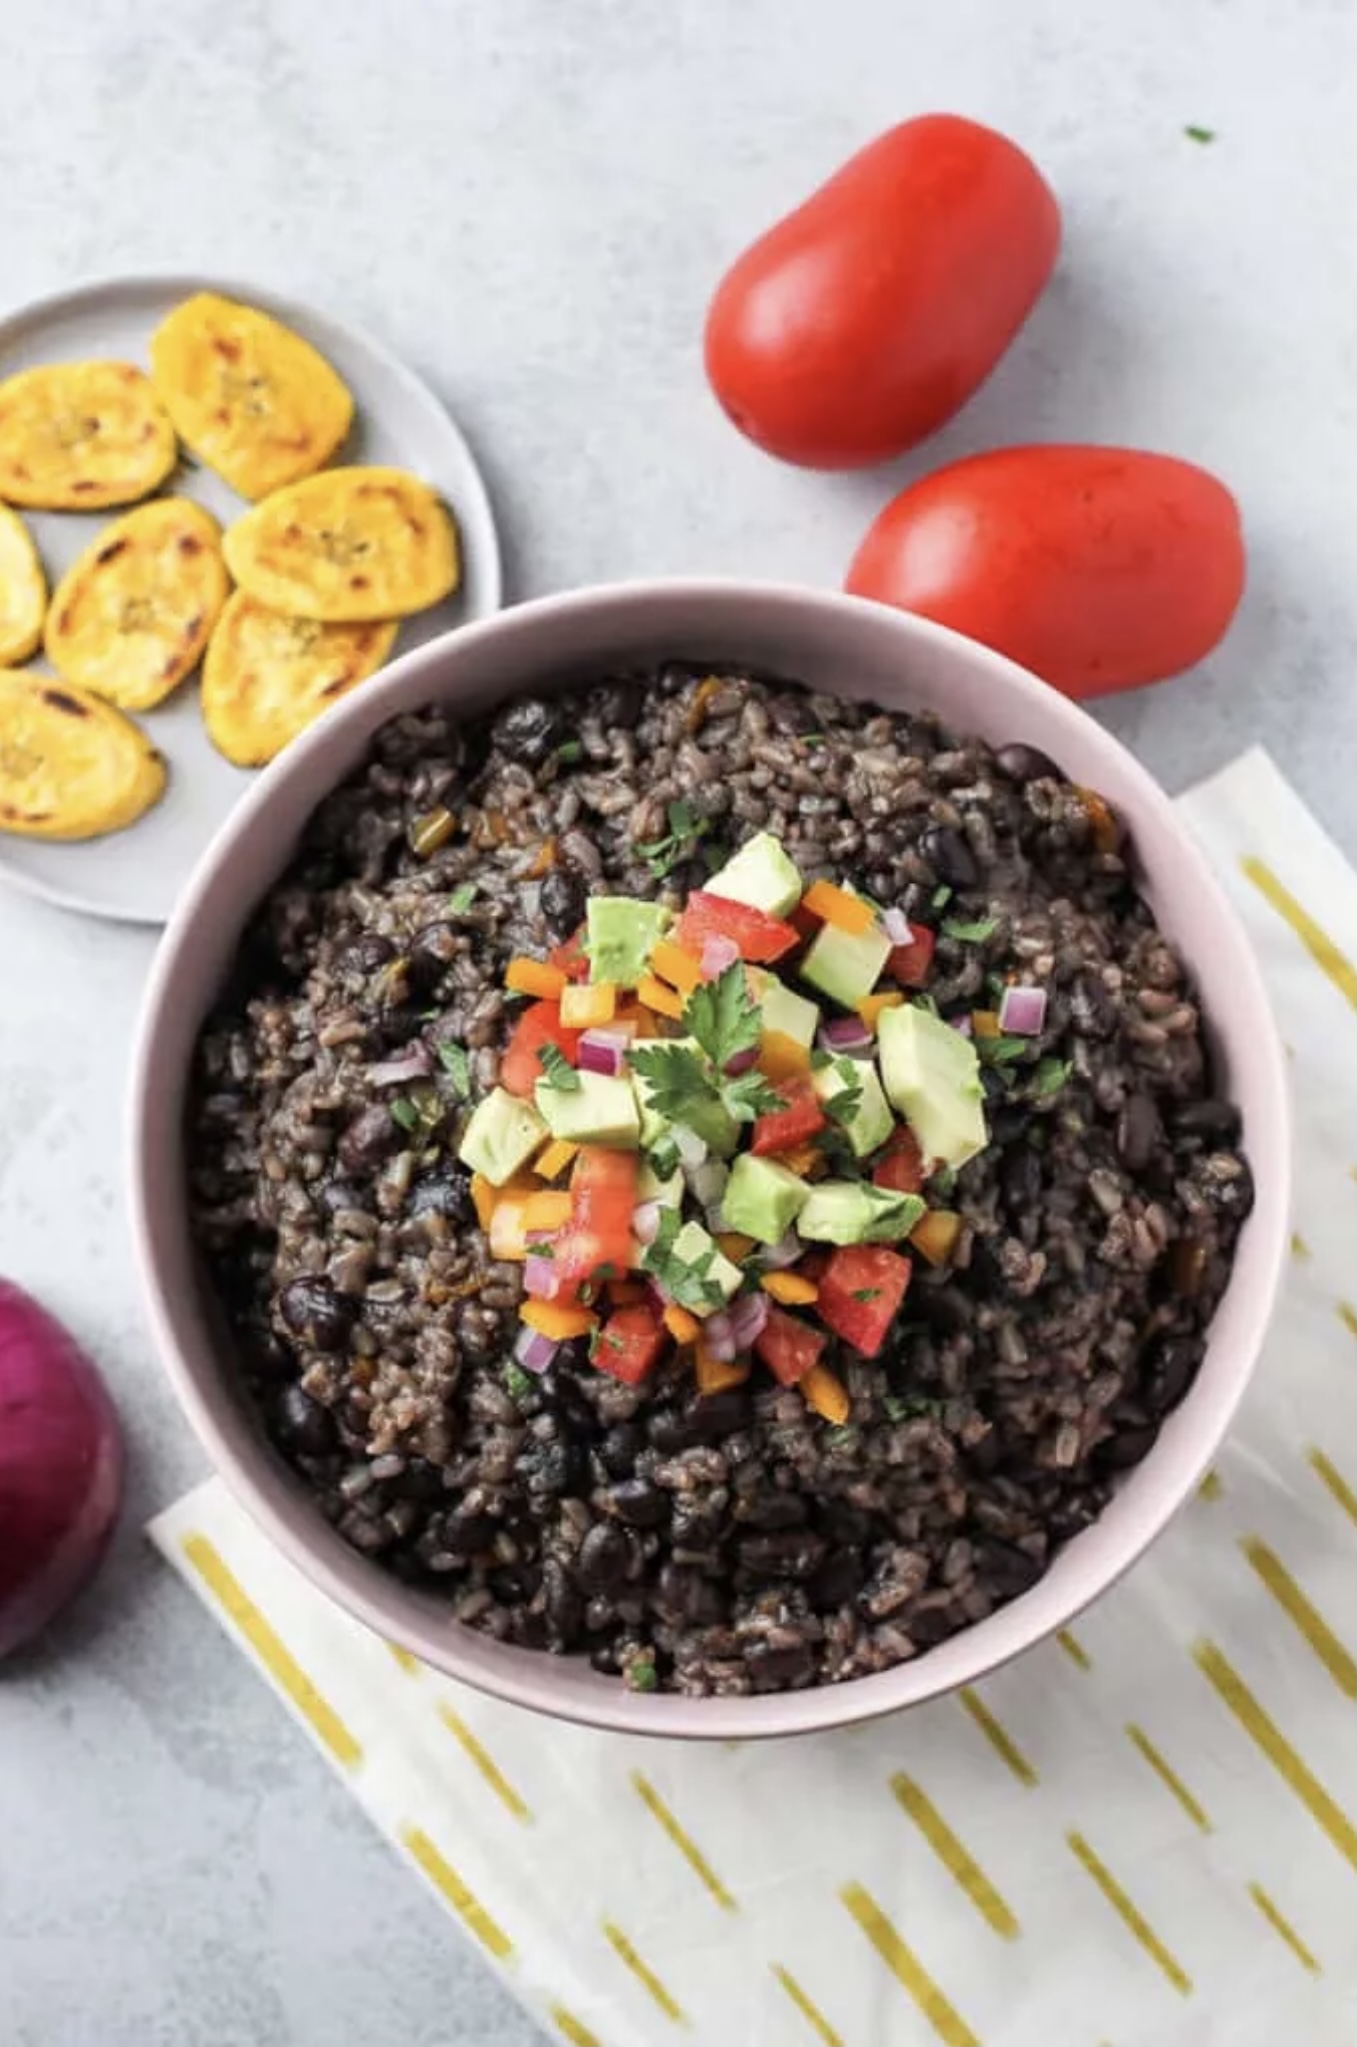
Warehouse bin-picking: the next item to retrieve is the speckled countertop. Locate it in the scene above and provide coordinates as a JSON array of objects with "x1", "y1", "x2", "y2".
[{"x1": 1, "y1": 2, "x2": 1352, "y2": 2042}]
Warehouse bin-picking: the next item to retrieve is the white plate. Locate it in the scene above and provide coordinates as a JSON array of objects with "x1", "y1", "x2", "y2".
[{"x1": 0, "y1": 275, "x2": 502, "y2": 925}]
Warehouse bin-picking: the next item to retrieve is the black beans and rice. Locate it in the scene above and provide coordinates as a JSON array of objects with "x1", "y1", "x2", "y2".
[{"x1": 188, "y1": 666, "x2": 1251, "y2": 1694}]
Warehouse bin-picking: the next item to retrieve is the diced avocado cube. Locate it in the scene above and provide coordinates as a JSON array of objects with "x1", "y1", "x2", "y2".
[
  {"x1": 704, "y1": 831, "x2": 803, "y2": 918},
  {"x1": 720, "y1": 1152, "x2": 810, "y2": 1245},
  {"x1": 671, "y1": 1218, "x2": 744, "y2": 1314},
  {"x1": 799, "y1": 919, "x2": 891, "y2": 1009},
  {"x1": 632, "y1": 1037, "x2": 739, "y2": 1157},
  {"x1": 750, "y1": 968, "x2": 820, "y2": 1053},
  {"x1": 811, "y1": 1054, "x2": 894, "y2": 1158},
  {"x1": 586, "y1": 896, "x2": 672, "y2": 987},
  {"x1": 637, "y1": 1160, "x2": 684, "y2": 1205},
  {"x1": 877, "y1": 1003, "x2": 988, "y2": 1168},
  {"x1": 797, "y1": 1180, "x2": 925, "y2": 1244},
  {"x1": 458, "y1": 1086, "x2": 547, "y2": 1186},
  {"x1": 533, "y1": 1069, "x2": 640, "y2": 1148}
]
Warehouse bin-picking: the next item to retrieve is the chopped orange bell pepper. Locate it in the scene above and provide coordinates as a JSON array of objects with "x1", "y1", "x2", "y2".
[
  {"x1": 636, "y1": 975, "x2": 685, "y2": 1020},
  {"x1": 663, "y1": 1303, "x2": 701, "y2": 1345},
  {"x1": 910, "y1": 1208, "x2": 963, "y2": 1266},
  {"x1": 801, "y1": 1362, "x2": 850, "y2": 1423},
  {"x1": 470, "y1": 1174, "x2": 498, "y2": 1231},
  {"x1": 505, "y1": 956, "x2": 567, "y2": 1000},
  {"x1": 774, "y1": 1142, "x2": 821, "y2": 1177},
  {"x1": 650, "y1": 938, "x2": 703, "y2": 995},
  {"x1": 802, "y1": 879, "x2": 875, "y2": 935},
  {"x1": 716, "y1": 1231, "x2": 755, "y2": 1262},
  {"x1": 695, "y1": 1344, "x2": 752, "y2": 1395},
  {"x1": 761, "y1": 1271, "x2": 819, "y2": 1305},
  {"x1": 971, "y1": 1010, "x2": 1001, "y2": 1038},
  {"x1": 521, "y1": 1300, "x2": 598, "y2": 1340},
  {"x1": 758, "y1": 1028, "x2": 812, "y2": 1081},
  {"x1": 522, "y1": 1190, "x2": 573, "y2": 1233},
  {"x1": 535, "y1": 1138, "x2": 579, "y2": 1181},
  {"x1": 559, "y1": 981, "x2": 618, "y2": 1028},
  {"x1": 857, "y1": 990, "x2": 904, "y2": 1029}
]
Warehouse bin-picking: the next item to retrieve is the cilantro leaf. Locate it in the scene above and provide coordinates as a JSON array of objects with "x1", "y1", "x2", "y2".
[
  {"x1": 1033, "y1": 1056, "x2": 1072, "y2": 1097},
  {"x1": 437, "y1": 1040, "x2": 472, "y2": 1096},
  {"x1": 628, "y1": 1040, "x2": 723, "y2": 1125},
  {"x1": 928, "y1": 1164, "x2": 958, "y2": 1198},
  {"x1": 931, "y1": 884, "x2": 953, "y2": 909},
  {"x1": 636, "y1": 798, "x2": 711, "y2": 879},
  {"x1": 646, "y1": 1137, "x2": 680, "y2": 1181},
  {"x1": 942, "y1": 916, "x2": 998, "y2": 943},
  {"x1": 982, "y1": 1034, "x2": 1032, "y2": 1065},
  {"x1": 851, "y1": 1287, "x2": 881, "y2": 1303},
  {"x1": 723, "y1": 1070, "x2": 783, "y2": 1123},
  {"x1": 819, "y1": 1059, "x2": 863, "y2": 1130},
  {"x1": 555, "y1": 739, "x2": 585, "y2": 764},
  {"x1": 447, "y1": 881, "x2": 478, "y2": 914},
  {"x1": 503, "y1": 1362, "x2": 533, "y2": 1401},
  {"x1": 684, "y1": 963, "x2": 761, "y2": 1069},
  {"x1": 640, "y1": 1207, "x2": 728, "y2": 1313},
  {"x1": 390, "y1": 1098, "x2": 420, "y2": 1133},
  {"x1": 629, "y1": 1658, "x2": 659, "y2": 1692},
  {"x1": 884, "y1": 1393, "x2": 946, "y2": 1422},
  {"x1": 538, "y1": 1043, "x2": 581, "y2": 1091},
  {"x1": 1184, "y1": 123, "x2": 1215, "y2": 143}
]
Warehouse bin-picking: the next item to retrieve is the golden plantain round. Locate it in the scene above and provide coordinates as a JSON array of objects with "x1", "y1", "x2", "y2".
[
  {"x1": 0, "y1": 361, "x2": 177, "y2": 510},
  {"x1": 0, "y1": 669, "x2": 166, "y2": 839},
  {"x1": 222, "y1": 466, "x2": 459, "y2": 622},
  {"x1": 45, "y1": 498, "x2": 229, "y2": 712},
  {"x1": 149, "y1": 292, "x2": 355, "y2": 501},
  {"x1": 0, "y1": 504, "x2": 46, "y2": 663},
  {"x1": 201, "y1": 592, "x2": 398, "y2": 766}
]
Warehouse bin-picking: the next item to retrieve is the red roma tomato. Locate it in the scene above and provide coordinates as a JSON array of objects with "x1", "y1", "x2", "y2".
[
  {"x1": 500, "y1": 1002, "x2": 582, "y2": 1098},
  {"x1": 704, "y1": 115, "x2": 1060, "y2": 469},
  {"x1": 846, "y1": 445, "x2": 1246, "y2": 697}
]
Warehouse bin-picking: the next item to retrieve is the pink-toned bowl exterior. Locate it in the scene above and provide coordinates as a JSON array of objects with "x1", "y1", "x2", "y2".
[{"x1": 130, "y1": 580, "x2": 1289, "y2": 1739}]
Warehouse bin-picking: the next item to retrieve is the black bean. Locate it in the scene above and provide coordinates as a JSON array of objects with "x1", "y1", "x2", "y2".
[
  {"x1": 737, "y1": 1530, "x2": 826, "y2": 1579},
  {"x1": 388, "y1": 1458, "x2": 446, "y2": 1503},
  {"x1": 996, "y1": 742, "x2": 1062, "y2": 784},
  {"x1": 340, "y1": 933, "x2": 394, "y2": 974},
  {"x1": 524, "y1": 1437, "x2": 586, "y2": 1498},
  {"x1": 920, "y1": 823, "x2": 979, "y2": 889},
  {"x1": 277, "y1": 1276, "x2": 355, "y2": 1351},
  {"x1": 655, "y1": 1563, "x2": 725, "y2": 1625},
  {"x1": 1143, "y1": 1334, "x2": 1203, "y2": 1415},
  {"x1": 443, "y1": 1504, "x2": 496, "y2": 1554},
  {"x1": 318, "y1": 1177, "x2": 370, "y2": 1215},
  {"x1": 738, "y1": 1489, "x2": 808, "y2": 1531},
  {"x1": 1069, "y1": 973, "x2": 1118, "y2": 1039},
  {"x1": 816, "y1": 1500, "x2": 872, "y2": 1544},
  {"x1": 1117, "y1": 1093, "x2": 1161, "y2": 1173},
  {"x1": 338, "y1": 1102, "x2": 403, "y2": 1174},
  {"x1": 690, "y1": 1388, "x2": 754, "y2": 1441},
  {"x1": 671, "y1": 1491, "x2": 730, "y2": 1550},
  {"x1": 1000, "y1": 1146, "x2": 1043, "y2": 1212},
  {"x1": 1169, "y1": 1098, "x2": 1242, "y2": 1143},
  {"x1": 591, "y1": 682, "x2": 642, "y2": 730},
  {"x1": 408, "y1": 922, "x2": 459, "y2": 988},
  {"x1": 766, "y1": 692, "x2": 819, "y2": 735},
  {"x1": 494, "y1": 697, "x2": 565, "y2": 767},
  {"x1": 646, "y1": 1405, "x2": 704, "y2": 1456},
  {"x1": 607, "y1": 1478, "x2": 671, "y2": 1529},
  {"x1": 974, "y1": 1540, "x2": 1042, "y2": 1598},
  {"x1": 539, "y1": 866, "x2": 587, "y2": 937},
  {"x1": 276, "y1": 1382, "x2": 337, "y2": 1456},
  {"x1": 489, "y1": 1563, "x2": 540, "y2": 1603},
  {"x1": 598, "y1": 1421, "x2": 645, "y2": 1477},
  {"x1": 809, "y1": 1549, "x2": 866, "y2": 1608},
  {"x1": 542, "y1": 1557, "x2": 584, "y2": 1643},
  {"x1": 408, "y1": 1167, "x2": 476, "y2": 1224},
  {"x1": 1096, "y1": 1421, "x2": 1161, "y2": 1471},
  {"x1": 576, "y1": 1521, "x2": 633, "y2": 1592},
  {"x1": 746, "y1": 1639, "x2": 815, "y2": 1687}
]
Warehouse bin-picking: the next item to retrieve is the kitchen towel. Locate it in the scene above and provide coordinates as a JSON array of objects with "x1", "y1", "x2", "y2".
[{"x1": 151, "y1": 745, "x2": 1357, "y2": 2047}]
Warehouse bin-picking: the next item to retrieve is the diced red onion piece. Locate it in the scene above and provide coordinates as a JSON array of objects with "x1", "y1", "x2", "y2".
[
  {"x1": 514, "y1": 1326, "x2": 559, "y2": 1374},
  {"x1": 684, "y1": 1159, "x2": 729, "y2": 1208},
  {"x1": 578, "y1": 1028, "x2": 630, "y2": 1076},
  {"x1": 881, "y1": 907, "x2": 912, "y2": 945},
  {"x1": 723, "y1": 1046, "x2": 759, "y2": 1076},
  {"x1": 632, "y1": 1200, "x2": 662, "y2": 1246},
  {"x1": 523, "y1": 1255, "x2": 561, "y2": 1300},
  {"x1": 700, "y1": 934, "x2": 741, "y2": 977},
  {"x1": 998, "y1": 985, "x2": 1048, "y2": 1036},
  {"x1": 818, "y1": 1016, "x2": 873, "y2": 1054},
  {"x1": 701, "y1": 1312, "x2": 737, "y2": 1362},
  {"x1": 644, "y1": 1276, "x2": 670, "y2": 1313},
  {"x1": 729, "y1": 1290, "x2": 769, "y2": 1347},
  {"x1": 951, "y1": 1013, "x2": 974, "y2": 1038},
  {"x1": 367, "y1": 1042, "x2": 434, "y2": 1087},
  {"x1": 760, "y1": 1228, "x2": 803, "y2": 1269}
]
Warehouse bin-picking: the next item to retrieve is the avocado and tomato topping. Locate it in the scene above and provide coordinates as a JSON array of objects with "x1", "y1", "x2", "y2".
[{"x1": 458, "y1": 827, "x2": 1008, "y2": 1416}]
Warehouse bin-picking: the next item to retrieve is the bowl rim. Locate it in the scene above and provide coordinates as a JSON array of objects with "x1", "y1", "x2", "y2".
[{"x1": 129, "y1": 576, "x2": 1291, "y2": 1738}]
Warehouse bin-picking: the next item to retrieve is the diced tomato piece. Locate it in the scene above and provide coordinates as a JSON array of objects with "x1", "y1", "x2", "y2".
[
  {"x1": 592, "y1": 1305, "x2": 666, "y2": 1385},
  {"x1": 872, "y1": 1126, "x2": 925, "y2": 1195},
  {"x1": 751, "y1": 1076, "x2": 827, "y2": 1157},
  {"x1": 500, "y1": 1001, "x2": 582, "y2": 1097},
  {"x1": 548, "y1": 927, "x2": 591, "y2": 982},
  {"x1": 754, "y1": 1304, "x2": 828, "y2": 1387},
  {"x1": 674, "y1": 891, "x2": 800, "y2": 965},
  {"x1": 816, "y1": 1245, "x2": 912, "y2": 1357},
  {"x1": 887, "y1": 924, "x2": 936, "y2": 988},
  {"x1": 571, "y1": 1147, "x2": 638, "y2": 1272}
]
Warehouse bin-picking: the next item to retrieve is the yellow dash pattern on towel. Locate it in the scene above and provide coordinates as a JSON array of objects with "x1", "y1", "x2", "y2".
[
  {"x1": 1337, "y1": 1301, "x2": 1357, "y2": 1342},
  {"x1": 1246, "y1": 1882, "x2": 1321, "y2": 1975},
  {"x1": 1240, "y1": 1537, "x2": 1357, "y2": 1699},
  {"x1": 630, "y1": 1769, "x2": 736, "y2": 1911},
  {"x1": 840, "y1": 1881, "x2": 981, "y2": 2047},
  {"x1": 1240, "y1": 855, "x2": 1357, "y2": 1009},
  {"x1": 1308, "y1": 1445, "x2": 1357, "y2": 1528},
  {"x1": 1198, "y1": 1469, "x2": 1224, "y2": 1503},
  {"x1": 399, "y1": 1825, "x2": 514, "y2": 1959},
  {"x1": 1056, "y1": 1628, "x2": 1092, "y2": 1671},
  {"x1": 181, "y1": 1533, "x2": 362, "y2": 1769},
  {"x1": 1193, "y1": 1639, "x2": 1357, "y2": 1869},
  {"x1": 601, "y1": 1921, "x2": 686, "y2": 2025},
  {"x1": 1124, "y1": 1724, "x2": 1212, "y2": 1834},
  {"x1": 386, "y1": 1640, "x2": 421, "y2": 1675},
  {"x1": 438, "y1": 1704, "x2": 533, "y2": 1820},
  {"x1": 889, "y1": 1775, "x2": 1019, "y2": 1939},
  {"x1": 1290, "y1": 1231, "x2": 1312, "y2": 1262},
  {"x1": 958, "y1": 1687, "x2": 1037, "y2": 1786},
  {"x1": 551, "y1": 2004, "x2": 604, "y2": 2047},
  {"x1": 770, "y1": 1963, "x2": 844, "y2": 2047},
  {"x1": 1065, "y1": 1832, "x2": 1192, "y2": 1997}
]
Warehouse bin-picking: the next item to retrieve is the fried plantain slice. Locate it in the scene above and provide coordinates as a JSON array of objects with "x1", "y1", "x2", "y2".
[
  {"x1": 0, "y1": 361, "x2": 177, "y2": 510},
  {"x1": 149, "y1": 292, "x2": 354, "y2": 500},
  {"x1": 222, "y1": 466, "x2": 458, "y2": 622},
  {"x1": 44, "y1": 498, "x2": 229, "y2": 712},
  {"x1": 201, "y1": 592, "x2": 397, "y2": 766},
  {"x1": 0, "y1": 670, "x2": 166, "y2": 839},
  {"x1": 0, "y1": 504, "x2": 46, "y2": 663}
]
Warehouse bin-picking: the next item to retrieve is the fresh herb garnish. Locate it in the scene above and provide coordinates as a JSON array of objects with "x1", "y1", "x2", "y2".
[
  {"x1": 802, "y1": 733, "x2": 827, "y2": 749},
  {"x1": 647, "y1": 1137, "x2": 680, "y2": 1181},
  {"x1": 851, "y1": 1287, "x2": 882, "y2": 1303},
  {"x1": 931, "y1": 884, "x2": 953, "y2": 909},
  {"x1": 942, "y1": 915, "x2": 998, "y2": 943},
  {"x1": 633, "y1": 967, "x2": 776, "y2": 1132},
  {"x1": 437, "y1": 1040, "x2": 472, "y2": 1096},
  {"x1": 928, "y1": 1164, "x2": 958, "y2": 1198},
  {"x1": 636, "y1": 798, "x2": 710, "y2": 879},
  {"x1": 685, "y1": 963, "x2": 762, "y2": 1069},
  {"x1": 911, "y1": 992, "x2": 940, "y2": 1017},
  {"x1": 390, "y1": 1098, "x2": 420, "y2": 1132},
  {"x1": 983, "y1": 1034, "x2": 1032, "y2": 1065},
  {"x1": 630, "y1": 1658, "x2": 659, "y2": 1692},
  {"x1": 538, "y1": 1043, "x2": 581, "y2": 1092},
  {"x1": 628, "y1": 1040, "x2": 723, "y2": 1126},
  {"x1": 1184, "y1": 123, "x2": 1215, "y2": 143},
  {"x1": 819, "y1": 1058, "x2": 864, "y2": 1130},
  {"x1": 640, "y1": 1207, "x2": 728, "y2": 1313},
  {"x1": 504, "y1": 1362, "x2": 533, "y2": 1401},
  {"x1": 884, "y1": 1393, "x2": 946, "y2": 1422},
  {"x1": 556, "y1": 739, "x2": 585, "y2": 764},
  {"x1": 447, "y1": 881, "x2": 478, "y2": 914},
  {"x1": 1033, "y1": 1056, "x2": 1072, "y2": 1097},
  {"x1": 723, "y1": 1070, "x2": 784, "y2": 1122}
]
